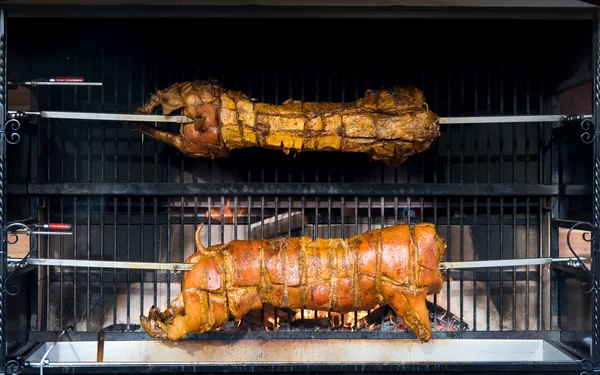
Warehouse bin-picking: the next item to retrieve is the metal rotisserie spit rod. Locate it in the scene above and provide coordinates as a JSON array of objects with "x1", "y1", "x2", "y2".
[
  {"x1": 8, "y1": 256, "x2": 584, "y2": 272},
  {"x1": 8, "y1": 110, "x2": 591, "y2": 125}
]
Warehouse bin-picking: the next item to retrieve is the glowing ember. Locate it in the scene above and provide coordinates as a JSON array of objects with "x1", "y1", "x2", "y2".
[
  {"x1": 233, "y1": 301, "x2": 468, "y2": 333},
  {"x1": 290, "y1": 308, "x2": 373, "y2": 331}
]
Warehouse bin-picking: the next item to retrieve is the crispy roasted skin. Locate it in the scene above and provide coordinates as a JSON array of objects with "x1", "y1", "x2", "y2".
[
  {"x1": 133, "y1": 80, "x2": 440, "y2": 166},
  {"x1": 140, "y1": 223, "x2": 447, "y2": 342}
]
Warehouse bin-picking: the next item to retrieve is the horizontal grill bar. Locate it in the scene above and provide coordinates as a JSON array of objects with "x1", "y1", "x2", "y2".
[
  {"x1": 5, "y1": 4, "x2": 598, "y2": 21},
  {"x1": 27, "y1": 330, "x2": 562, "y2": 342},
  {"x1": 8, "y1": 183, "x2": 565, "y2": 196}
]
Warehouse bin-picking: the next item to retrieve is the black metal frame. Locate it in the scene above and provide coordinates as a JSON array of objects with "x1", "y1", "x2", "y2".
[
  {"x1": 0, "y1": 9, "x2": 6, "y2": 374},
  {"x1": 0, "y1": 4, "x2": 599, "y2": 374},
  {"x1": 1, "y1": 4, "x2": 597, "y2": 20}
]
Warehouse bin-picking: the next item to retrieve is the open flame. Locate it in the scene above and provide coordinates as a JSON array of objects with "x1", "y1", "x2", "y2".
[
  {"x1": 233, "y1": 301, "x2": 467, "y2": 333},
  {"x1": 265, "y1": 317, "x2": 281, "y2": 331},
  {"x1": 206, "y1": 197, "x2": 247, "y2": 224}
]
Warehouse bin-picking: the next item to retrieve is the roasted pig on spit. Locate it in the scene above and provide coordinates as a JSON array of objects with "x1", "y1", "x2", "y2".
[
  {"x1": 140, "y1": 222, "x2": 447, "y2": 342},
  {"x1": 133, "y1": 80, "x2": 440, "y2": 166}
]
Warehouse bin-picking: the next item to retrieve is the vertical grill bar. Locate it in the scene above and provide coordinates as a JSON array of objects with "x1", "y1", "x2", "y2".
[
  {"x1": 299, "y1": 71, "x2": 306, "y2": 340},
  {"x1": 72, "y1": 82, "x2": 78, "y2": 329},
  {"x1": 446, "y1": 64, "x2": 452, "y2": 332},
  {"x1": 300, "y1": 184, "x2": 305, "y2": 330},
  {"x1": 538, "y1": 86, "x2": 544, "y2": 329},
  {"x1": 472, "y1": 63, "x2": 478, "y2": 332},
  {"x1": 284, "y1": 55, "x2": 292, "y2": 331},
  {"x1": 55, "y1": 67, "x2": 65, "y2": 329},
  {"x1": 432, "y1": 64, "x2": 439, "y2": 331},
  {"x1": 512, "y1": 197, "x2": 517, "y2": 330},
  {"x1": 459, "y1": 64, "x2": 464, "y2": 326},
  {"x1": 179, "y1": 55, "x2": 187, "y2": 315},
  {"x1": 273, "y1": 160, "x2": 279, "y2": 331},
  {"x1": 446, "y1": 196, "x2": 451, "y2": 332},
  {"x1": 86, "y1": 58, "x2": 92, "y2": 331},
  {"x1": 59, "y1": 56, "x2": 66, "y2": 327},
  {"x1": 248, "y1": 64, "x2": 254, "y2": 251},
  {"x1": 167, "y1": 66, "x2": 173, "y2": 304},
  {"x1": 486, "y1": 65, "x2": 491, "y2": 331},
  {"x1": 355, "y1": 195, "x2": 360, "y2": 326},
  {"x1": 69, "y1": 54, "x2": 78, "y2": 330},
  {"x1": 259, "y1": 194, "x2": 263, "y2": 327},
  {"x1": 45, "y1": 68, "x2": 52, "y2": 330},
  {"x1": 525, "y1": 68, "x2": 531, "y2": 331},
  {"x1": 166, "y1": 149, "x2": 172, "y2": 304},
  {"x1": 153, "y1": 64, "x2": 159, "y2": 308},
  {"x1": 273, "y1": 53, "x2": 280, "y2": 340},
  {"x1": 512, "y1": 68, "x2": 517, "y2": 331},
  {"x1": 113, "y1": 56, "x2": 119, "y2": 328},
  {"x1": 180, "y1": 65, "x2": 187, "y2": 278},
  {"x1": 99, "y1": 54, "x2": 106, "y2": 329},
  {"x1": 180, "y1": 174, "x2": 185, "y2": 308},
  {"x1": 126, "y1": 55, "x2": 133, "y2": 330},
  {"x1": 139, "y1": 63, "x2": 145, "y2": 319},
  {"x1": 247, "y1": 194, "x2": 252, "y2": 240},
  {"x1": 499, "y1": 66, "x2": 504, "y2": 331},
  {"x1": 314, "y1": 185, "x2": 319, "y2": 327}
]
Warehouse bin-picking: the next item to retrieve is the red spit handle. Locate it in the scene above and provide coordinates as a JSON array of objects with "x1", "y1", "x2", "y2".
[
  {"x1": 53, "y1": 76, "x2": 84, "y2": 82},
  {"x1": 48, "y1": 223, "x2": 72, "y2": 231}
]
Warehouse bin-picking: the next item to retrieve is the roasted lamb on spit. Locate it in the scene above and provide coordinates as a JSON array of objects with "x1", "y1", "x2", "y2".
[
  {"x1": 140, "y1": 222, "x2": 447, "y2": 342},
  {"x1": 133, "y1": 80, "x2": 440, "y2": 166}
]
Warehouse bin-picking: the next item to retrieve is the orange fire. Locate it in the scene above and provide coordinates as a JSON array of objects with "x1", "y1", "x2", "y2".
[
  {"x1": 290, "y1": 309, "x2": 372, "y2": 331},
  {"x1": 206, "y1": 197, "x2": 247, "y2": 224}
]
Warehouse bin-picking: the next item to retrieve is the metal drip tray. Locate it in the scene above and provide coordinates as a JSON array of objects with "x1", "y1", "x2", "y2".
[{"x1": 25, "y1": 339, "x2": 577, "y2": 367}]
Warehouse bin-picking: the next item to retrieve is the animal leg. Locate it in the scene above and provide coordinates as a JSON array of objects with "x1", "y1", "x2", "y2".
[
  {"x1": 140, "y1": 293, "x2": 186, "y2": 338},
  {"x1": 159, "y1": 294, "x2": 185, "y2": 324},
  {"x1": 382, "y1": 284, "x2": 432, "y2": 342},
  {"x1": 132, "y1": 123, "x2": 184, "y2": 150}
]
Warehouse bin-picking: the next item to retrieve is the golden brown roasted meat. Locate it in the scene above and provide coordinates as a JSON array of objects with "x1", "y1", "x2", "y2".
[
  {"x1": 133, "y1": 80, "x2": 440, "y2": 166},
  {"x1": 140, "y1": 223, "x2": 447, "y2": 342}
]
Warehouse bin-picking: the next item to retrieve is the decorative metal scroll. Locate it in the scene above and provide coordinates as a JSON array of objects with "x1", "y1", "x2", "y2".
[
  {"x1": 5, "y1": 359, "x2": 20, "y2": 374},
  {"x1": 2, "y1": 222, "x2": 34, "y2": 296},
  {"x1": 0, "y1": 118, "x2": 20, "y2": 145},
  {"x1": 560, "y1": 115, "x2": 597, "y2": 144},
  {"x1": 566, "y1": 221, "x2": 595, "y2": 293},
  {"x1": 582, "y1": 119, "x2": 598, "y2": 144},
  {"x1": 581, "y1": 357, "x2": 595, "y2": 375}
]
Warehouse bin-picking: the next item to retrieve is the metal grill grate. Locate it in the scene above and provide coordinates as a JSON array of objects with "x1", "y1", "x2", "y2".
[{"x1": 5, "y1": 16, "x2": 588, "y2": 340}]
